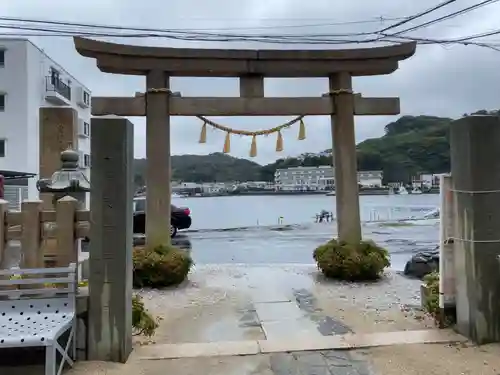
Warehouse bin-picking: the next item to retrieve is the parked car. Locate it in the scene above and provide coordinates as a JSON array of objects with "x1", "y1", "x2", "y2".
[{"x1": 133, "y1": 196, "x2": 192, "y2": 238}]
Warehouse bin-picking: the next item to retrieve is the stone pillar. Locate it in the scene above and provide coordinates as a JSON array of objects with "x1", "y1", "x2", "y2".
[
  {"x1": 88, "y1": 117, "x2": 133, "y2": 362},
  {"x1": 146, "y1": 71, "x2": 172, "y2": 247},
  {"x1": 39, "y1": 107, "x2": 78, "y2": 209},
  {"x1": 329, "y1": 73, "x2": 362, "y2": 243},
  {"x1": 450, "y1": 115, "x2": 500, "y2": 344},
  {"x1": 439, "y1": 174, "x2": 456, "y2": 326}
]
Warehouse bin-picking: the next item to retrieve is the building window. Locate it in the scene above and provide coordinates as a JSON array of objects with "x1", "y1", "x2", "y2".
[
  {"x1": 84, "y1": 154, "x2": 91, "y2": 168},
  {"x1": 0, "y1": 50, "x2": 4, "y2": 67},
  {"x1": 83, "y1": 122, "x2": 90, "y2": 136},
  {"x1": 0, "y1": 139, "x2": 5, "y2": 157},
  {"x1": 83, "y1": 91, "x2": 90, "y2": 106},
  {"x1": 0, "y1": 94, "x2": 5, "y2": 111}
]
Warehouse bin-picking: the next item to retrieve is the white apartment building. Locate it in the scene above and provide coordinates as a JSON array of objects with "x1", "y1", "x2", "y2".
[
  {"x1": 274, "y1": 166, "x2": 334, "y2": 191},
  {"x1": 357, "y1": 171, "x2": 383, "y2": 187},
  {"x1": 0, "y1": 39, "x2": 91, "y2": 209},
  {"x1": 274, "y1": 166, "x2": 383, "y2": 190}
]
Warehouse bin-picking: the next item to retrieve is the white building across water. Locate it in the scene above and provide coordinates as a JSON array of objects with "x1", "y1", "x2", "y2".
[
  {"x1": 274, "y1": 166, "x2": 383, "y2": 190},
  {"x1": 0, "y1": 39, "x2": 91, "y2": 209}
]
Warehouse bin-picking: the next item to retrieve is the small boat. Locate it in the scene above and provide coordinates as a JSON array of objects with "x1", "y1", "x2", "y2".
[
  {"x1": 411, "y1": 187, "x2": 423, "y2": 194},
  {"x1": 397, "y1": 186, "x2": 409, "y2": 195},
  {"x1": 325, "y1": 191, "x2": 336, "y2": 196},
  {"x1": 423, "y1": 207, "x2": 440, "y2": 219}
]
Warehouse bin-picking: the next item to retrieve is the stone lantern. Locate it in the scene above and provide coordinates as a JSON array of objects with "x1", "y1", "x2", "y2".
[{"x1": 37, "y1": 148, "x2": 90, "y2": 208}]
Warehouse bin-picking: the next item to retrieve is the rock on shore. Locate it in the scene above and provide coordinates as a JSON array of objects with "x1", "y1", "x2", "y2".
[{"x1": 403, "y1": 248, "x2": 439, "y2": 279}]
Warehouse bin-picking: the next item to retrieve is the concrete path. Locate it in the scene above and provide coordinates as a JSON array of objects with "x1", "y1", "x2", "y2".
[
  {"x1": 62, "y1": 350, "x2": 374, "y2": 375},
  {"x1": 64, "y1": 328, "x2": 468, "y2": 375},
  {"x1": 0, "y1": 264, "x2": 473, "y2": 375},
  {"x1": 135, "y1": 329, "x2": 466, "y2": 360},
  {"x1": 137, "y1": 264, "x2": 424, "y2": 345}
]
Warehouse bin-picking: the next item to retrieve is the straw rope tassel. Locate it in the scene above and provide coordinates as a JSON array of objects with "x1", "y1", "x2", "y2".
[
  {"x1": 250, "y1": 135, "x2": 257, "y2": 157},
  {"x1": 223, "y1": 132, "x2": 231, "y2": 153},
  {"x1": 298, "y1": 118, "x2": 306, "y2": 140},
  {"x1": 199, "y1": 122, "x2": 207, "y2": 143},
  {"x1": 276, "y1": 131, "x2": 284, "y2": 152}
]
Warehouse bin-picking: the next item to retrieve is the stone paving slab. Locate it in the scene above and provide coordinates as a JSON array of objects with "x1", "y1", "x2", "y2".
[
  {"x1": 260, "y1": 329, "x2": 467, "y2": 353},
  {"x1": 59, "y1": 350, "x2": 373, "y2": 375},
  {"x1": 138, "y1": 340, "x2": 260, "y2": 360},
  {"x1": 135, "y1": 329, "x2": 468, "y2": 360},
  {"x1": 261, "y1": 318, "x2": 321, "y2": 340},
  {"x1": 255, "y1": 302, "x2": 305, "y2": 322}
]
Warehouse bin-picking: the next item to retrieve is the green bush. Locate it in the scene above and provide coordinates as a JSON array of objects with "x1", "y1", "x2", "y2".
[
  {"x1": 77, "y1": 281, "x2": 159, "y2": 336},
  {"x1": 313, "y1": 239, "x2": 390, "y2": 281},
  {"x1": 422, "y1": 271, "x2": 455, "y2": 327},
  {"x1": 133, "y1": 244, "x2": 193, "y2": 288},
  {"x1": 132, "y1": 294, "x2": 159, "y2": 337},
  {"x1": 423, "y1": 271, "x2": 440, "y2": 319}
]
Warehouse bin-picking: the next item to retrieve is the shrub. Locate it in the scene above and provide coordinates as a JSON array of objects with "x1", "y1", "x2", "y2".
[
  {"x1": 422, "y1": 271, "x2": 442, "y2": 323},
  {"x1": 133, "y1": 244, "x2": 193, "y2": 288},
  {"x1": 422, "y1": 271, "x2": 455, "y2": 327},
  {"x1": 132, "y1": 294, "x2": 159, "y2": 337},
  {"x1": 313, "y1": 239, "x2": 390, "y2": 281},
  {"x1": 76, "y1": 280, "x2": 159, "y2": 336}
]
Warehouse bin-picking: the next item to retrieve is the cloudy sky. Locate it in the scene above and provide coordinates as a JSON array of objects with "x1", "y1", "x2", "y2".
[{"x1": 1, "y1": 0, "x2": 499, "y2": 164}]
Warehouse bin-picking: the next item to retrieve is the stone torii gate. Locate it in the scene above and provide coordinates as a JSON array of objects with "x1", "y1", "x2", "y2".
[{"x1": 74, "y1": 37, "x2": 416, "y2": 247}]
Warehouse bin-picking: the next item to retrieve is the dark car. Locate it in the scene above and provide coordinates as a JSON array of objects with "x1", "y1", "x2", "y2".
[{"x1": 133, "y1": 196, "x2": 192, "y2": 238}]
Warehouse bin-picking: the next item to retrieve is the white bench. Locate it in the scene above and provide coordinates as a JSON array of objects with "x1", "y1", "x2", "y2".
[{"x1": 0, "y1": 264, "x2": 77, "y2": 375}]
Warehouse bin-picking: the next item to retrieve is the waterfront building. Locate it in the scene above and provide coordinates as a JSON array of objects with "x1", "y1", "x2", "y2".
[
  {"x1": 274, "y1": 166, "x2": 333, "y2": 191},
  {"x1": 274, "y1": 166, "x2": 383, "y2": 190},
  {"x1": 0, "y1": 39, "x2": 91, "y2": 209},
  {"x1": 358, "y1": 171, "x2": 383, "y2": 187},
  {"x1": 412, "y1": 173, "x2": 442, "y2": 188}
]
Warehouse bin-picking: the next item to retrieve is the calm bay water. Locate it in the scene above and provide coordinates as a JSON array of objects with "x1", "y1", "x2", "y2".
[
  {"x1": 172, "y1": 194, "x2": 440, "y2": 270},
  {"x1": 174, "y1": 194, "x2": 439, "y2": 229}
]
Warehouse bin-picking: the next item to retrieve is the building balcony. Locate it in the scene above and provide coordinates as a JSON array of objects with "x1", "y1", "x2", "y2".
[{"x1": 45, "y1": 76, "x2": 71, "y2": 105}]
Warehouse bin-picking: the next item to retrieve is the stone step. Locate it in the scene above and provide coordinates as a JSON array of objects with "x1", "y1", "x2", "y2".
[{"x1": 135, "y1": 329, "x2": 468, "y2": 360}]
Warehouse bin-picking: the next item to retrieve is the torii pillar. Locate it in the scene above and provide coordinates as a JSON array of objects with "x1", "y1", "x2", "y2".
[
  {"x1": 330, "y1": 73, "x2": 362, "y2": 242},
  {"x1": 145, "y1": 72, "x2": 172, "y2": 246}
]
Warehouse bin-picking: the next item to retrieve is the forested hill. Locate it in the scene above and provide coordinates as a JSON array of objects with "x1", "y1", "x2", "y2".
[
  {"x1": 355, "y1": 115, "x2": 452, "y2": 183},
  {"x1": 133, "y1": 110, "x2": 499, "y2": 185},
  {"x1": 133, "y1": 153, "x2": 263, "y2": 185},
  {"x1": 262, "y1": 114, "x2": 454, "y2": 183}
]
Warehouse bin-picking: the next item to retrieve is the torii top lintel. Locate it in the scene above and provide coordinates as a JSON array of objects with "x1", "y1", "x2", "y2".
[{"x1": 73, "y1": 37, "x2": 416, "y2": 78}]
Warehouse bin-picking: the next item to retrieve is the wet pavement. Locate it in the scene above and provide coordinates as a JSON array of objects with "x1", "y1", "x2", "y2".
[
  {"x1": 53, "y1": 349, "x2": 375, "y2": 375},
  {"x1": 121, "y1": 262, "x2": 426, "y2": 375},
  {"x1": 180, "y1": 218, "x2": 439, "y2": 271},
  {"x1": 0, "y1": 196, "x2": 441, "y2": 375},
  {"x1": 139, "y1": 264, "x2": 424, "y2": 344}
]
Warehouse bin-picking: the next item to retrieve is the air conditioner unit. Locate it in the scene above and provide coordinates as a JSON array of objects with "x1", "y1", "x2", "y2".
[
  {"x1": 76, "y1": 86, "x2": 91, "y2": 108},
  {"x1": 78, "y1": 118, "x2": 90, "y2": 138}
]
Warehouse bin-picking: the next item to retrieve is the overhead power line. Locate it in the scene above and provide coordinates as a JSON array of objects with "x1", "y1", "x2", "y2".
[
  {"x1": 0, "y1": 15, "x2": 405, "y2": 33},
  {"x1": 387, "y1": 0, "x2": 500, "y2": 36},
  {"x1": 376, "y1": 0, "x2": 457, "y2": 33},
  {"x1": 1, "y1": 26, "x2": 498, "y2": 52},
  {"x1": 0, "y1": 6, "x2": 499, "y2": 52},
  {"x1": 0, "y1": 1, "x2": 491, "y2": 41}
]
